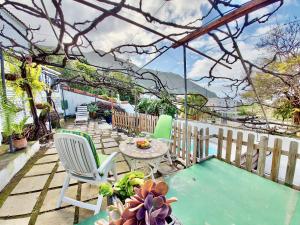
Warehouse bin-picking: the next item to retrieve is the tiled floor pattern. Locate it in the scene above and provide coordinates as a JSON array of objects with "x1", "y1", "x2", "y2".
[{"x1": 0, "y1": 121, "x2": 178, "y2": 224}]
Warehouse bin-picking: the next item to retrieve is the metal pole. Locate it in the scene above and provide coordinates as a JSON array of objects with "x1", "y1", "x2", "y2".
[
  {"x1": 183, "y1": 45, "x2": 188, "y2": 161},
  {"x1": 0, "y1": 48, "x2": 14, "y2": 152},
  {"x1": 61, "y1": 86, "x2": 67, "y2": 121}
]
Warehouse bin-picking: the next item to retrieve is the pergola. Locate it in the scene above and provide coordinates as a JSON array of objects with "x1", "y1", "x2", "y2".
[{"x1": 0, "y1": 0, "x2": 283, "y2": 153}]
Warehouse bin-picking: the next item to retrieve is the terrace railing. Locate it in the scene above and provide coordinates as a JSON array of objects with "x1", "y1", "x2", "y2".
[
  {"x1": 112, "y1": 111, "x2": 158, "y2": 133},
  {"x1": 112, "y1": 112, "x2": 300, "y2": 190}
]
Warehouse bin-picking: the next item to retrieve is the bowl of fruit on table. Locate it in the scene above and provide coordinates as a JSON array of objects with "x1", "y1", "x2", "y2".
[{"x1": 136, "y1": 139, "x2": 151, "y2": 149}]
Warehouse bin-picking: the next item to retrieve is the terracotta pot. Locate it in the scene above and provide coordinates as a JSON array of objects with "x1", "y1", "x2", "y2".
[
  {"x1": 35, "y1": 103, "x2": 46, "y2": 109},
  {"x1": 13, "y1": 137, "x2": 28, "y2": 150},
  {"x1": 89, "y1": 112, "x2": 97, "y2": 119},
  {"x1": 5, "y1": 73, "x2": 19, "y2": 81}
]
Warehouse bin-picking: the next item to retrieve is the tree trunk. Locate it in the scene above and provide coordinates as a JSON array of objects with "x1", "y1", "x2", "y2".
[
  {"x1": 20, "y1": 64, "x2": 46, "y2": 138},
  {"x1": 293, "y1": 111, "x2": 300, "y2": 125}
]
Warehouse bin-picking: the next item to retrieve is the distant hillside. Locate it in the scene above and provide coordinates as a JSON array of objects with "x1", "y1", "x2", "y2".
[{"x1": 83, "y1": 51, "x2": 217, "y2": 98}]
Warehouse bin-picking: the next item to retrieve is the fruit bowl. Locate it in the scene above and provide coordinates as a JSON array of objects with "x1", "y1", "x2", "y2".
[{"x1": 136, "y1": 139, "x2": 151, "y2": 149}]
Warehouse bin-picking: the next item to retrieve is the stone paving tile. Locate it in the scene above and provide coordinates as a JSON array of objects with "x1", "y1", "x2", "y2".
[
  {"x1": 49, "y1": 172, "x2": 77, "y2": 188},
  {"x1": 56, "y1": 163, "x2": 65, "y2": 172},
  {"x1": 115, "y1": 153, "x2": 125, "y2": 162},
  {"x1": 25, "y1": 163, "x2": 56, "y2": 177},
  {"x1": 40, "y1": 185, "x2": 78, "y2": 212},
  {"x1": 35, "y1": 154, "x2": 59, "y2": 164},
  {"x1": 116, "y1": 161, "x2": 130, "y2": 174},
  {"x1": 95, "y1": 143, "x2": 103, "y2": 149},
  {"x1": 103, "y1": 141, "x2": 118, "y2": 148},
  {"x1": 12, "y1": 174, "x2": 49, "y2": 194},
  {"x1": 36, "y1": 207, "x2": 75, "y2": 225},
  {"x1": 103, "y1": 147, "x2": 119, "y2": 155},
  {"x1": 0, "y1": 192, "x2": 40, "y2": 217},
  {"x1": 80, "y1": 183, "x2": 99, "y2": 201},
  {"x1": 93, "y1": 139, "x2": 101, "y2": 144},
  {"x1": 102, "y1": 138, "x2": 115, "y2": 143},
  {"x1": 78, "y1": 199, "x2": 108, "y2": 223},
  {"x1": 45, "y1": 148, "x2": 57, "y2": 155},
  {"x1": 156, "y1": 162, "x2": 179, "y2": 175},
  {"x1": 0, "y1": 217, "x2": 30, "y2": 225}
]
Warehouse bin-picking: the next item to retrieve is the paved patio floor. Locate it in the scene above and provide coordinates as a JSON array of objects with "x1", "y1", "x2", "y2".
[{"x1": 0, "y1": 121, "x2": 179, "y2": 225}]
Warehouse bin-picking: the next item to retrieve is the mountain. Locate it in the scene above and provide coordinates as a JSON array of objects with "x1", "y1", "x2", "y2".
[{"x1": 83, "y1": 51, "x2": 217, "y2": 98}]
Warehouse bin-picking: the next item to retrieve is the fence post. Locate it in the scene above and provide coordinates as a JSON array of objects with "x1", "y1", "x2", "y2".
[
  {"x1": 199, "y1": 128, "x2": 204, "y2": 159},
  {"x1": 285, "y1": 141, "x2": 298, "y2": 186},
  {"x1": 225, "y1": 130, "x2": 233, "y2": 163},
  {"x1": 186, "y1": 125, "x2": 192, "y2": 167},
  {"x1": 235, "y1": 131, "x2": 243, "y2": 167},
  {"x1": 217, "y1": 128, "x2": 223, "y2": 159},
  {"x1": 257, "y1": 136, "x2": 268, "y2": 177},
  {"x1": 177, "y1": 122, "x2": 182, "y2": 158},
  {"x1": 205, "y1": 128, "x2": 209, "y2": 157},
  {"x1": 192, "y1": 126, "x2": 198, "y2": 164},
  {"x1": 245, "y1": 134, "x2": 255, "y2": 171},
  {"x1": 271, "y1": 138, "x2": 282, "y2": 182}
]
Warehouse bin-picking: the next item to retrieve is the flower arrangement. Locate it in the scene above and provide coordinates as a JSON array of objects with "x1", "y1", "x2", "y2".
[{"x1": 97, "y1": 180, "x2": 177, "y2": 225}]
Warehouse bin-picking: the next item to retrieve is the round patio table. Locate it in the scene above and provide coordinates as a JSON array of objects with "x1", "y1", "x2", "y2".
[{"x1": 119, "y1": 138, "x2": 168, "y2": 179}]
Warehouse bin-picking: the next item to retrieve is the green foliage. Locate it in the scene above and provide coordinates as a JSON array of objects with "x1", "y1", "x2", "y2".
[
  {"x1": 0, "y1": 89, "x2": 22, "y2": 138},
  {"x1": 6, "y1": 62, "x2": 45, "y2": 97},
  {"x1": 241, "y1": 56, "x2": 300, "y2": 123},
  {"x1": 137, "y1": 95, "x2": 177, "y2": 118},
  {"x1": 39, "y1": 102, "x2": 52, "y2": 120},
  {"x1": 103, "y1": 110, "x2": 112, "y2": 117},
  {"x1": 237, "y1": 106, "x2": 257, "y2": 117},
  {"x1": 87, "y1": 103, "x2": 98, "y2": 113},
  {"x1": 99, "y1": 171, "x2": 144, "y2": 201},
  {"x1": 180, "y1": 94, "x2": 208, "y2": 120},
  {"x1": 99, "y1": 183, "x2": 114, "y2": 197},
  {"x1": 273, "y1": 100, "x2": 294, "y2": 121},
  {"x1": 11, "y1": 116, "x2": 29, "y2": 139}
]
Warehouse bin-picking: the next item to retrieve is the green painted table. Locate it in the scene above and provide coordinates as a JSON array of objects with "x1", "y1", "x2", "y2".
[{"x1": 77, "y1": 158, "x2": 300, "y2": 225}]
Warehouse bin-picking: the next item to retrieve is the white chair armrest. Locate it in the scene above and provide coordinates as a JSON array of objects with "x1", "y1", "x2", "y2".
[{"x1": 97, "y1": 152, "x2": 119, "y2": 174}]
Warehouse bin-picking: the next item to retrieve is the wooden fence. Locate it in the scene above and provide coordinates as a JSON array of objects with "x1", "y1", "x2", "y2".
[
  {"x1": 112, "y1": 112, "x2": 300, "y2": 190},
  {"x1": 112, "y1": 111, "x2": 158, "y2": 133}
]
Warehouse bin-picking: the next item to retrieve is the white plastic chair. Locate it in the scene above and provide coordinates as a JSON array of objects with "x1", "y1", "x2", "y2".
[
  {"x1": 75, "y1": 105, "x2": 89, "y2": 124},
  {"x1": 54, "y1": 133, "x2": 118, "y2": 214}
]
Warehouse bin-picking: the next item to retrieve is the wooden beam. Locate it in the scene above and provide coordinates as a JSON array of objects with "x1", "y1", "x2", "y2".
[{"x1": 172, "y1": 0, "x2": 281, "y2": 48}]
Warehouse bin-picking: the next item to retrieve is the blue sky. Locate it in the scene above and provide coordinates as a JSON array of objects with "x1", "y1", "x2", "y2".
[{"x1": 143, "y1": 0, "x2": 300, "y2": 96}]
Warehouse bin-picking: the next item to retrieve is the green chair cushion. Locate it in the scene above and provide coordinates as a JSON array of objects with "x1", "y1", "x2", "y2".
[{"x1": 58, "y1": 129, "x2": 100, "y2": 167}]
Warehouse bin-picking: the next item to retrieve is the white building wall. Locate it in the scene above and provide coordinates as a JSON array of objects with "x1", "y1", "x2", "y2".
[{"x1": 62, "y1": 90, "x2": 98, "y2": 116}]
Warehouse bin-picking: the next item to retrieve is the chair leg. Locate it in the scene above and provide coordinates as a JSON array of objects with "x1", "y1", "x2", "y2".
[
  {"x1": 57, "y1": 174, "x2": 70, "y2": 208},
  {"x1": 94, "y1": 194, "x2": 103, "y2": 215},
  {"x1": 112, "y1": 162, "x2": 118, "y2": 181},
  {"x1": 166, "y1": 151, "x2": 173, "y2": 165}
]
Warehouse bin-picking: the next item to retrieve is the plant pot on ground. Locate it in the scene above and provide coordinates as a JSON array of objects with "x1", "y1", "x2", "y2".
[
  {"x1": 11, "y1": 117, "x2": 29, "y2": 150},
  {"x1": 88, "y1": 103, "x2": 99, "y2": 119},
  {"x1": 103, "y1": 110, "x2": 112, "y2": 124},
  {"x1": 5, "y1": 73, "x2": 19, "y2": 81}
]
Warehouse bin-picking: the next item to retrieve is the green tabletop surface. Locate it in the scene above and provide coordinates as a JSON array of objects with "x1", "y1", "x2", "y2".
[
  {"x1": 77, "y1": 158, "x2": 300, "y2": 225},
  {"x1": 166, "y1": 158, "x2": 300, "y2": 225}
]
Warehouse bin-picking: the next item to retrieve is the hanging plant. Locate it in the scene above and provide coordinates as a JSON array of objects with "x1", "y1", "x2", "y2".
[{"x1": 5, "y1": 73, "x2": 20, "y2": 81}]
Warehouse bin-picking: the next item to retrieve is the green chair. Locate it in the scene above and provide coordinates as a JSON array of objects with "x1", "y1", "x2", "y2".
[{"x1": 144, "y1": 114, "x2": 173, "y2": 165}]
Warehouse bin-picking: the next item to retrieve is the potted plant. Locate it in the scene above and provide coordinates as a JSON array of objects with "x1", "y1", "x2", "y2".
[
  {"x1": 97, "y1": 180, "x2": 180, "y2": 225},
  {"x1": 11, "y1": 117, "x2": 29, "y2": 150},
  {"x1": 103, "y1": 110, "x2": 112, "y2": 124},
  {"x1": 99, "y1": 171, "x2": 145, "y2": 203},
  {"x1": 88, "y1": 103, "x2": 98, "y2": 119}
]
